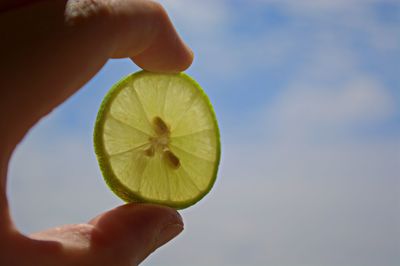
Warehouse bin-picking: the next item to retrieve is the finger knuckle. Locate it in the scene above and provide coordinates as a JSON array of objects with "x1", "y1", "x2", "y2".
[
  {"x1": 65, "y1": 0, "x2": 114, "y2": 26},
  {"x1": 146, "y1": 0, "x2": 168, "y2": 20}
]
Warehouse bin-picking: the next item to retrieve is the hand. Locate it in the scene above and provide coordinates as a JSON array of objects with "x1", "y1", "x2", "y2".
[{"x1": 0, "y1": 0, "x2": 193, "y2": 265}]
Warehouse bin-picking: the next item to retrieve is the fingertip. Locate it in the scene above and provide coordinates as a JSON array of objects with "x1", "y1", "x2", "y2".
[
  {"x1": 89, "y1": 203, "x2": 182, "y2": 226},
  {"x1": 154, "y1": 223, "x2": 184, "y2": 248},
  {"x1": 107, "y1": 0, "x2": 194, "y2": 73},
  {"x1": 89, "y1": 203, "x2": 183, "y2": 264},
  {"x1": 131, "y1": 36, "x2": 194, "y2": 73},
  {"x1": 129, "y1": 0, "x2": 194, "y2": 73}
]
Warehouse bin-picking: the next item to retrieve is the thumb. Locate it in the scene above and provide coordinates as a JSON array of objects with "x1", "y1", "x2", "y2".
[{"x1": 89, "y1": 203, "x2": 184, "y2": 265}]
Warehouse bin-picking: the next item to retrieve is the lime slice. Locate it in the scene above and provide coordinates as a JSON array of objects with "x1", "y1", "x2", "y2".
[{"x1": 94, "y1": 71, "x2": 220, "y2": 209}]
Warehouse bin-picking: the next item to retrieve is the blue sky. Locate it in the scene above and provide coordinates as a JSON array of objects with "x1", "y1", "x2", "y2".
[{"x1": 8, "y1": 1, "x2": 400, "y2": 266}]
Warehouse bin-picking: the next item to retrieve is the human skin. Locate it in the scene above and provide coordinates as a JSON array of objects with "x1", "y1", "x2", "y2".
[{"x1": 0, "y1": 0, "x2": 193, "y2": 265}]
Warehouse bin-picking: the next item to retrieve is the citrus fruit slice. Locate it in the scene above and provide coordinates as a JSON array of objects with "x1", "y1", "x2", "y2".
[{"x1": 94, "y1": 71, "x2": 220, "y2": 209}]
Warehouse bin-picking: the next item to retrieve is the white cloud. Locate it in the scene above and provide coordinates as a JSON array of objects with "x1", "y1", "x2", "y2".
[
  {"x1": 254, "y1": 0, "x2": 400, "y2": 53},
  {"x1": 157, "y1": 0, "x2": 295, "y2": 78},
  {"x1": 158, "y1": 0, "x2": 231, "y2": 37},
  {"x1": 268, "y1": 77, "x2": 396, "y2": 134},
  {"x1": 254, "y1": 30, "x2": 398, "y2": 141},
  {"x1": 254, "y1": 0, "x2": 398, "y2": 13},
  {"x1": 156, "y1": 0, "x2": 400, "y2": 81}
]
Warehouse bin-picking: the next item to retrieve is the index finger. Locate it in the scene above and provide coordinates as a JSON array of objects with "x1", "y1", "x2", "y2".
[{"x1": 0, "y1": 0, "x2": 193, "y2": 152}]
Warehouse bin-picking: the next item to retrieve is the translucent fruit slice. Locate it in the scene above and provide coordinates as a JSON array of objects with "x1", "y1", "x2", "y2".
[{"x1": 94, "y1": 71, "x2": 221, "y2": 209}]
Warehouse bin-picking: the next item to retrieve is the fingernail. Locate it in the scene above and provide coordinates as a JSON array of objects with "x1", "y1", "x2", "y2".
[
  {"x1": 155, "y1": 223, "x2": 184, "y2": 247},
  {"x1": 187, "y1": 45, "x2": 194, "y2": 58},
  {"x1": 186, "y1": 45, "x2": 195, "y2": 63}
]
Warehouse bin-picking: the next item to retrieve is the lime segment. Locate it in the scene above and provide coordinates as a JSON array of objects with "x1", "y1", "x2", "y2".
[{"x1": 94, "y1": 71, "x2": 220, "y2": 209}]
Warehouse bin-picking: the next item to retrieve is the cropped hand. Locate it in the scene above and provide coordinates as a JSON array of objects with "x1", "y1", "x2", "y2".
[{"x1": 0, "y1": 0, "x2": 193, "y2": 265}]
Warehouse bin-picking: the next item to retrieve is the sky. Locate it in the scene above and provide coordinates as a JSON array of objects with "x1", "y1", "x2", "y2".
[{"x1": 7, "y1": 0, "x2": 400, "y2": 266}]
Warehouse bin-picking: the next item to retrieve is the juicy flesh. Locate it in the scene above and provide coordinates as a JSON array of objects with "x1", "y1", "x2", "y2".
[{"x1": 102, "y1": 74, "x2": 218, "y2": 203}]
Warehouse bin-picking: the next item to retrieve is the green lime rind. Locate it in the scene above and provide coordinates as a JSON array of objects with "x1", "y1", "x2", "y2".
[{"x1": 93, "y1": 70, "x2": 221, "y2": 209}]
